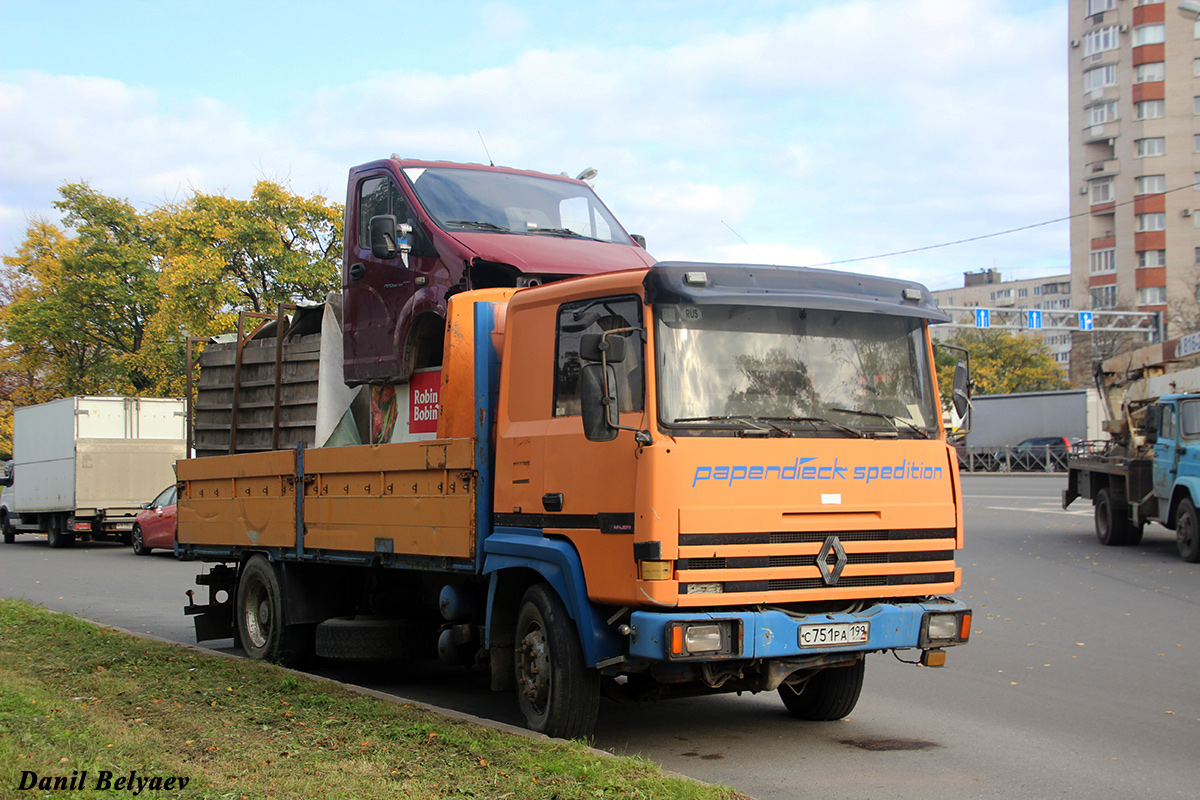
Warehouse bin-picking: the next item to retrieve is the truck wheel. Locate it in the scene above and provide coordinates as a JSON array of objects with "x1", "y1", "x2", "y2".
[
  {"x1": 47, "y1": 516, "x2": 74, "y2": 549},
  {"x1": 513, "y1": 583, "x2": 599, "y2": 739},
  {"x1": 236, "y1": 556, "x2": 311, "y2": 666},
  {"x1": 1094, "y1": 488, "x2": 1132, "y2": 547},
  {"x1": 2, "y1": 512, "x2": 14, "y2": 544},
  {"x1": 778, "y1": 659, "x2": 866, "y2": 721},
  {"x1": 1176, "y1": 498, "x2": 1200, "y2": 563},
  {"x1": 131, "y1": 525, "x2": 151, "y2": 556}
]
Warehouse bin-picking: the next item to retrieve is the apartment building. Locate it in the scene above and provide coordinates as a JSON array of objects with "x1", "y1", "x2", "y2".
[
  {"x1": 932, "y1": 270, "x2": 1074, "y2": 369},
  {"x1": 1069, "y1": 0, "x2": 1200, "y2": 330}
]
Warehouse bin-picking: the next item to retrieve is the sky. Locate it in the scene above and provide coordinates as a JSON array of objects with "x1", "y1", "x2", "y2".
[{"x1": 0, "y1": 0, "x2": 1067, "y2": 292}]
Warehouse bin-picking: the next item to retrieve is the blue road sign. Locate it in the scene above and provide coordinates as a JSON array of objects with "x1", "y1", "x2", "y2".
[
  {"x1": 1027, "y1": 310, "x2": 1042, "y2": 330},
  {"x1": 1079, "y1": 311, "x2": 1094, "y2": 331},
  {"x1": 975, "y1": 308, "x2": 991, "y2": 328}
]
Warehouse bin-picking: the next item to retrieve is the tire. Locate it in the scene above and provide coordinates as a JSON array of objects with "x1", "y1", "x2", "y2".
[
  {"x1": 779, "y1": 659, "x2": 866, "y2": 721},
  {"x1": 513, "y1": 583, "x2": 599, "y2": 739},
  {"x1": 1176, "y1": 498, "x2": 1200, "y2": 563},
  {"x1": 236, "y1": 555, "x2": 311, "y2": 666},
  {"x1": 1094, "y1": 487, "x2": 1132, "y2": 547},
  {"x1": 1126, "y1": 521, "x2": 1145, "y2": 546},
  {"x1": 2, "y1": 512, "x2": 14, "y2": 544},
  {"x1": 315, "y1": 616, "x2": 420, "y2": 660},
  {"x1": 131, "y1": 525, "x2": 151, "y2": 556},
  {"x1": 47, "y1": 515, "x2": 74, "y2": 549}
]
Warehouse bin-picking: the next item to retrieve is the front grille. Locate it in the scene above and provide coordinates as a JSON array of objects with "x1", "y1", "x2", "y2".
[
  {"x1": 676, "y1": 527, "x2": 958, "y2": 598},
  {"x1": 677, "y1": 551, "x2": 954, "y2": 570},
  {"x1": 684, "y1": 572, "x2": 956, "y2": 595},
  {"x1": 678, "y1": 527, "x2": 954, "y2": 547}
]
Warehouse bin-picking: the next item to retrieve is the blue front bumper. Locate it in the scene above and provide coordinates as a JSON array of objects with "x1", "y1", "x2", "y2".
[{"x1": 628, "y1": 598, "x2": 969, "y2": 661}]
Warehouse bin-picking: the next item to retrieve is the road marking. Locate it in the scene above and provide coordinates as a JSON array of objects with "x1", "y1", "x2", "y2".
[
  {"x1": 968, "y1": 495, "x2": 1065, "y2": 500},
  {"x1": 986, "y1": 505, "x2": 1091, "y2": 517}
]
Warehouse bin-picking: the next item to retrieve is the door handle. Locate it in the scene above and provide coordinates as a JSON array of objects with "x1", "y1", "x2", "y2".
[
  {"x1": 542, "y1": 493, "x2": 564, "y2": 513},
  {"x1": 349, "y1": 263, "x2": 366, "y2": 281}
]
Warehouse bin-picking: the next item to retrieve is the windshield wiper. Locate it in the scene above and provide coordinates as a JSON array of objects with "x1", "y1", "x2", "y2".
[
  {"x1": 525, "y1": 226, "x2": 593, "y2": 239},
  {"x1": 446, "y1": 220, "x2": 509, "y2": 231},
  {"x1": 827, "y1": 407, "x2": 931, "y2": 439},
  {"x1": 673, "y1": 415, "x2": 865, "y2": 438},
  {"x1": 672, "y1": 415, "x2": 792, "y2": 436},
  {"x1": 756, "y1": 416, "x2": 864, "y2": 438}
]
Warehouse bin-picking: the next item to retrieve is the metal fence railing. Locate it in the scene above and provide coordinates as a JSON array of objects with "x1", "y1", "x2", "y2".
[{"x1": 955, "y1": 441, "x2": 1110, "y2": 473}]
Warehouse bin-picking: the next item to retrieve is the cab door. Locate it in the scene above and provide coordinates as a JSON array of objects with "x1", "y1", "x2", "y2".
[
  {"x1": 495, "y1": 291, "x2": 648, "y2": 606},
  {"x1": 1152, "y1": 402, "x2": 1179, "y2": 502},
  {"x1": 342, "y1": 171, "x2": 417, "y2": 382}
]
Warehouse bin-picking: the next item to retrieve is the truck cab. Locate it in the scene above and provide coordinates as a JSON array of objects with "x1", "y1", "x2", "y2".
[
  {"x1": 342, "y1": 158, "x2": 655, "y2": 386},
  {"x1": 1146, "y1": 393, "x2": 1200, "y2": 561}
]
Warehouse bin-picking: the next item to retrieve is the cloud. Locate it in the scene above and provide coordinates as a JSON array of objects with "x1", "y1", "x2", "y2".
[{"x1": 0, "y1": 0, "x2": 1067, "y2": 291}]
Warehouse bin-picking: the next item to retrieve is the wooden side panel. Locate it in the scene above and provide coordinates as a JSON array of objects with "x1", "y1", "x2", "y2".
[
  {"x1": 177, "y1": 440, "x2": 477, "y2": 559},
  {"x1": 178, "y1": 450, "x2": 297, "y2": 547},
  {"x1": 304, "y1": 440, "x2": 476, "y2": 558}
]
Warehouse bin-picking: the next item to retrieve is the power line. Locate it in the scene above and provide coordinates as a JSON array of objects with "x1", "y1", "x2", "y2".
[{"x1": 797, "y1": 180, "x2": 1200, "y2": 270}]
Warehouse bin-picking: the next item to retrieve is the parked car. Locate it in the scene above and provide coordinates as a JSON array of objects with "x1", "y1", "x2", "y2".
[
  {"x1": 994, "y1": 436, "x2": 1078, "y2": 472},
  {"x1": 132, "y1": 485, "x2": 177, "y2": 556}
]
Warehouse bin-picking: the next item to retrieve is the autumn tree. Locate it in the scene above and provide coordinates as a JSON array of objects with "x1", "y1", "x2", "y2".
[
  {"x1": 1, "y1": 184, "x2": 160, "y2": 398},
  {"x1": 153, "y1": 181, "x2": 342, "y2": 339},
  {"x1": 935, "y1": 328, "x2": 1069, "y2": 408},
  {"x1": 0, "y1": 180, "x2": 344, "y2": 455},
  {"x1": 0, "y1": 221, "x2": 67, "y2": 455}
]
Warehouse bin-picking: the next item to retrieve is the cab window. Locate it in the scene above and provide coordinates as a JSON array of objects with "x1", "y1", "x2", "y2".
[
  {"x1": 554, "y1": 296, "x2": 644, "y2": 417},
  {"x1": 1180, "y1": 400, "x2": 1200, "y2": 438},
  {"x1": 358, "y1": 176, "x2": 409, "y2": 249},
  {"x1": 1161, "y1": 405, "x2": 1175, "y2": 440}
]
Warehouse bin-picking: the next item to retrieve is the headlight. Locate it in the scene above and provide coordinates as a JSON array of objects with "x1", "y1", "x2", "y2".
[
  {"x1": 921, "y1": 610, "x2": 970, "y2": 646},
  {"x1": 667, "y1": 620, "x2": 740, "y2": 658},
  {"x1": 927, "y1": 614, "x2": 959, "y2": 639},
  {"x1": 684, "y1": 624, "x2": 723, "y2": 653}
]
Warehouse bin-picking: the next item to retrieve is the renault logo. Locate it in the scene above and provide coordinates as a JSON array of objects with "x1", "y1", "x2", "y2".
[{"x1": 817, "y1": 535, "x2": 848, "y2": 586}]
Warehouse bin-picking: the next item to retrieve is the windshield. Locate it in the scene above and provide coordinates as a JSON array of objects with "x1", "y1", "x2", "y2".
[
  {"x1": 655, "y1": 304, "x2": 939, "y2": 436},
  {"x1": 402, "y1": 167, "x2": 631, "y2": 244}
]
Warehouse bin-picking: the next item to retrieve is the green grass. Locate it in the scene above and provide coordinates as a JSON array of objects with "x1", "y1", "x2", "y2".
[{"x1": 0, "y1": 599, "x2": 744, "y2": 799}]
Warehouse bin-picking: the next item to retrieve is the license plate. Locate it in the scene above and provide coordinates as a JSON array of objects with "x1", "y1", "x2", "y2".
[{"x1": 799, "y1": 622, "x2": 870, "y2": 648}]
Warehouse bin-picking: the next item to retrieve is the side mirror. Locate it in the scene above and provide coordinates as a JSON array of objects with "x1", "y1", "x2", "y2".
[
  {"x1": 1144, "y1": 404, "x2": 1162, "y2": 444},
  {"x1": 952, "y1": 361, "x2": 970, "y2": 419},
  {"x1": 369, "y1": 215, "x2": 413, "y2": 259},
  {"x1": 580, "y1": 363, "x2": 618, "y2": 442},
  {"x1": 630, "y1": 234, "x2": 647, "y2": 249},
  {"x1": 369, "y1": 215, "x2": 397, "y2": 258},
  {"x1": 140, "y1": 502, "x2": 151, "y2": 510}
]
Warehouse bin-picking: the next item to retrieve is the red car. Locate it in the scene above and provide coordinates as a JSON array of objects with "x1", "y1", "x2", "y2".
[{"x1": 132, "y1": 485, "x2": 177, "y2": 556}]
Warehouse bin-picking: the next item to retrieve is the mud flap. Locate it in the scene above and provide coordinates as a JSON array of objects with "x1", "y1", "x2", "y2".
[{"x1": 185, "y1": 564, "x2": 238, "y2": 643}]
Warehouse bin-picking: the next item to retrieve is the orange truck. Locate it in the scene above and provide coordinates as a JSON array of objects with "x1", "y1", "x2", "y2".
[{"x1": 179, "y1": 261, "x2": 972, "y2": 738}]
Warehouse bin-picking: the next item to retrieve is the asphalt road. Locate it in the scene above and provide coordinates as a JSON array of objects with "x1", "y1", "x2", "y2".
[{"x1": 2, "y1": 475, "x2": 1198, "y2": 799}]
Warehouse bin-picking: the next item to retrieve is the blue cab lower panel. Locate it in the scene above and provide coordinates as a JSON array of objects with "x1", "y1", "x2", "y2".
[{"x1": 628, "y1": 598, "x2": 969, "y2": 661}]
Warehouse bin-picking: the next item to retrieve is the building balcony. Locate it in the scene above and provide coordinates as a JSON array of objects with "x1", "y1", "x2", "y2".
[
  {"x1": 1086, "y1": 158, "x2": 1119, "y2": 178},
  {"x1": 1083, "y1": 123, "x2": 1118, "y2": 145}
]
